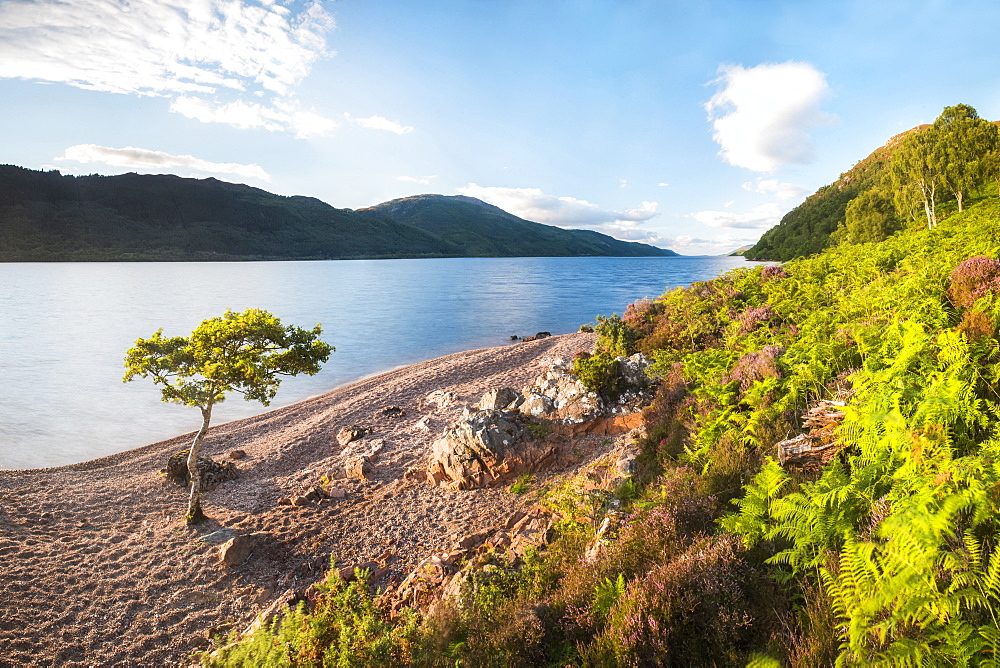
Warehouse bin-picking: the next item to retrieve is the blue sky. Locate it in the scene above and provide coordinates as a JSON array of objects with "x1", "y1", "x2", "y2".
[{"x1": 2, "y1": 0, "x2": 999, "y2": 255}]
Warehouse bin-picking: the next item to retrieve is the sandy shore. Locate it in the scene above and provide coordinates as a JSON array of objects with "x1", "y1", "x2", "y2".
[{"x1": 0, "y1": 333, "x2": 597, "y2": 666}]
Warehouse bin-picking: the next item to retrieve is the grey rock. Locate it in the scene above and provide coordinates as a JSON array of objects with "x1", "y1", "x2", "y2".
[
  {"x1": 479, "y1": 387, "x2": 523, "y2": 411},
  {"x1": 426, "y1": 409, "x2": 553, "y2": 489}
]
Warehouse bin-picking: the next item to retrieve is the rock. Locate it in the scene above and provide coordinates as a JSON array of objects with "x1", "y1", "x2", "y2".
[
  {"x1": 291, "y1": 495, "x2": 309, "y2": 506},
  {"x1": 219, "y1": 534, "x2": 257, "y2": 567},
  {"x1": 327, "y1": 487, "x2": 347, "y2": 499},
  {"x1": 229, "y1": 449, "x2": 247, "y2": 460},
  {"x1": 479, "y1": 388, "x2": 523, "y2": 411},
  {"x1": 425, "y1": 390, "x2": 460, "y2": 410},
  {"x1": 379, "y1": 406, "x2": 405, "y2": 418},
  {"x1": 164, "y1": 450, "x2": 238, "y2": 491},
  {"x1": 617, "y1": 353, "x2": 653, "y2": 389},
  {"x1": 345, "y1": 456, "x2": 375, "y2": 480},
  {"x1": 415, "y1": 417, "x2": 432, "y2": 432},
  {"x1": 337, "y1": 425, "x2": 371, "y2": 448},
  {"x1": 519, "y1": 358, "x2": 605, "y2": 422},
  {"x1": 534, "y1": 331, "x2": 552, "y2": 339},
  {"x1": 426, "y1": 409, "x2": 554, "y2": 490},
  {"x1": 456, "y1": 531, "x2": 490, "y2": 550},
  {"x1": 277, "y1": 497, "x2": 293, "y2": 506}
]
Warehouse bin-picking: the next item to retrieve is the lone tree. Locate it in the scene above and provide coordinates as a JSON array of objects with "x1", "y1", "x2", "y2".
[{"x1": 124, "y1": 308, "x2": 332, "y2": 524}]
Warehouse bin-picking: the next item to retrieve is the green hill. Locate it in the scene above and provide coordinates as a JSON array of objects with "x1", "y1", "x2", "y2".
[
  {"x1": 746, "y1": 109, "x2": 1000, "y2": 261},
  {"x1": 359, "y1": 194, "x2": 678, "y2": 258},
  {"x1": 0, "y1": 166, "x2": 676, "y2": 261}
]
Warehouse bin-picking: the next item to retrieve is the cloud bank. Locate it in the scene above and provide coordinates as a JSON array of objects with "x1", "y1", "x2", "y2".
[
  {"x1": 689, "y1": 203, "x2": 785, "y2": 230},
  {"x1": 705, "y1": 61, "x2": 833, "y2": 172},
  {"x1": 58, "y1": 144, "x2": 270, "y2": 181},
  {"x1": 457, "y1": 184, "x2": 658, "y2": 228},
  {"x1": 0, "y1": 0, "x2": 411, "y2": 137},
  {"x1": 0, "y1": 0, "x2": 332, "y2": 97}
]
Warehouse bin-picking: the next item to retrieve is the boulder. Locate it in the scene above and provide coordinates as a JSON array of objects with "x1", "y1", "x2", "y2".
[
  {"x1": 426, "y1": 409, "x2": 554, "y2": 490},
  {"x1": 219, "y1": 534, "x2": 258, "y2": 567},
  {"x1": 478, "y1": 387, "x2": 523, "y2": 411},
  {"x1": 617, "y1": 353, "x2": 653, "y2": 389},
  {"x1": 519, "y1": 358, "x2": 605, "y2": 422}
]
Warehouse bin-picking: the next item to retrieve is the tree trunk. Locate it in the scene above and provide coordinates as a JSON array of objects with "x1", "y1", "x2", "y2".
[
  {"x1": 185, "y1": 402, "x2": 214, "y2": 525},
  {"x1": 957, "y1": 190, "x2": 964, "y2": 212}
]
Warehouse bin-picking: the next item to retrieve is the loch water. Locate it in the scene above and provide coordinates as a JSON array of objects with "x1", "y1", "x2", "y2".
[{"x1": 0, "y1": 255, "x2": 751, "y2": 469}]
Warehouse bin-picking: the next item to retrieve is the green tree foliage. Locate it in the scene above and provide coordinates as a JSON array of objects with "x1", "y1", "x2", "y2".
[
  {"x1": 888, "y1": 126, "x2": 944, "y2": 229},
  {"x1": 750, "y1": 104, "x2": 1000, "y2": 259},
  {"x1": 934, "y1": 104, "x2": 1000, "y2": 212},
  {"x1": 124, "y1": 308, "x2": 332, "y2": 524},
  {"x1": 836, "y1": 189, "x2": 902, "y2": 245}
]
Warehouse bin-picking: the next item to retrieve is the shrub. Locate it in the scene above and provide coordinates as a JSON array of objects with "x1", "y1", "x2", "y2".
[
  {"x1": 947, "y1": 254, "x2": 1000, "y2": 307},
  {"x1": 586, "y1": 534, "x2": 770, "y2": 666},
  {"x1": 595, "y1": 314, "x2": 638, "y2": 358},
  {"x1": 572, "y1": 351, "x2": 626, "y2": 399},
  {"x1": 734, "y1": 304, "x2": 780, "y2": 335},
  {"x1": 729, "y1": 346, "x2": 785, "y2": 392},
  {"x1": 761, "y1": 265, "x2": 789, "y2": 281}
]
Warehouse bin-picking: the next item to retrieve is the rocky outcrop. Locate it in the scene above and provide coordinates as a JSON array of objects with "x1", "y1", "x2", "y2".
[
  {"x1": 519, "y1": 358, "x2": 604, "y2": 422},
  {"x1": 425, "y1": 409, "x2": 554, "y2": 490}
]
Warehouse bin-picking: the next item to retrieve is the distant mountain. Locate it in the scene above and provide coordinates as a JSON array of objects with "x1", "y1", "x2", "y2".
[
  {"x1": 359, "y1": 194, "x2": 678, "y2": 258},
  {"x1": 727, "y1": 245, "x2": 752, "y2": 256},
  {"x1": 0, "y1": 166, "x2": 676, "y2": 261}
]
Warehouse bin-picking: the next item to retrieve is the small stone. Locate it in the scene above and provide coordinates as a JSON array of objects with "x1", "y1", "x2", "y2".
[
  {"x1": 277, "y1": 497, "x2": 292, "y2": 506},
  {"x1": 327, "y1": 487, "x2": 346, "y2": 499},
  {"x1": 291, "y1": 496, "x2": 309, "y2": 506},
  {"x1": 345, "y1": 456, "x2": 374, "y2": 480},
  {"x1": 229, "y1": 449, "x2": 247, "y2": 460},
  {"x1": 219, "y1": 534, "x2": 257, "y2": 567},
  {"x1": 337, "y1": 425, "x2": 370, "y2": 448}
]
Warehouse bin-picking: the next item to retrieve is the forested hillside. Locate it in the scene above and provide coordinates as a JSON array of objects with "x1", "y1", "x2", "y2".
[
  {"x1": 208, "y1": 107, "x2": 1000, "y2": 666},
  {"x1": 0, "y1": 167, "x2": 674, "y2": 261},
  {"x1": 747, "y1": 106, "x2": 1000, "y2": 261},
  {"x1": 361, "y1": 194, "x2": 678, "y2": 258}
]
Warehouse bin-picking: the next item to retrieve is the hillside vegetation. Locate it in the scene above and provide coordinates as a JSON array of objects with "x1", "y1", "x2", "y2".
[
  {"x1": 747, "y1": 105, "x2": 1000, "y2": 261},
  {"x1": 207, "y1": 109, "x2": 1000, "y2": 666},
  {"x1": 361, "y1": 195, "x2": 678, "y2": 258},
  {"x1": 0, "y1": 167, "x2": 674, "y2": 261}
]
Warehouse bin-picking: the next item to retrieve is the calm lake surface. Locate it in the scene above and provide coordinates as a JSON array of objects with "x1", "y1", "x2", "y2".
[{"x1": 0, "y1": 256, "x2": 750, "y2": 469}]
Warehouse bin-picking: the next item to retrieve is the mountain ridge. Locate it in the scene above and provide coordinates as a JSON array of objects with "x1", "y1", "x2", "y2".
[{"x1": 0, "y1": 166, "x2": 676, "y2": 261}]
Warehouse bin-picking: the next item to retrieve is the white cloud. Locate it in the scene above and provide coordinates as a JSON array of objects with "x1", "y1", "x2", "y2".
[
  {"x1": 457, "y1": 183, "x2": 659, "y2": 229},
  {"x1": 658, "y1": 182, "x2": 670, "y2": 187},
  {"x1": 689, "y1": 202, "x2": 785, "y2": 229},
  {"x1": 742, "y1": 178, "x2": 809, "y2": 202},
  {"x1": 345, "y1": 113, "x2": 414, "y2": 135},
  {"x1": 57, "y1": 144, "x2": 270, "y2": 181},
  {"x1": 0, "y1": 0, "x2": 413, "y2": 139},
  {"x1": 397, "y1": 175, "x2": 438, "y2": 185},
  {"x1": 705, "y1": 61, "x2": 834, "y2": 172},
  {"x1": 0, "y1": 0, "x2": 333, "y2": 97},
  {"x1": 170, "y1": 96, "x2": 337, "y2": 138},
  {"x1": 661, "y1": 232, "x2": 762, "y2": 256}
]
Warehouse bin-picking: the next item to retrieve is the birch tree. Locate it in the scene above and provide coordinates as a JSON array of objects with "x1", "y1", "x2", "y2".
[
  {"x1": 124, "y1": 308, "x2": 332, "y2": 524},
  {"x1": 933, "y1": 104, "x2": 1000, "y2": 212}
]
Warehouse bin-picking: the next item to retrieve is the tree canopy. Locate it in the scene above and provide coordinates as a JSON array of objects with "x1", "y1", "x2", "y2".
[{"x1": 124, "y1": 308, "x2": 332, "y2": 523}]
